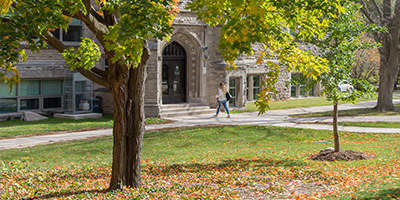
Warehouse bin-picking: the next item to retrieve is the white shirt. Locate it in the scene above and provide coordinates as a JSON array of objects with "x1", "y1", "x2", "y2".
[{"x1": 215, "y1": 88, "x2": 227, "y2": 101}]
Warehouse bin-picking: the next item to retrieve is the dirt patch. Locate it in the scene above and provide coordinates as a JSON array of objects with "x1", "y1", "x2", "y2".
[{"x1": 309, "y1": 149, "x2": 376, "y2": 161}]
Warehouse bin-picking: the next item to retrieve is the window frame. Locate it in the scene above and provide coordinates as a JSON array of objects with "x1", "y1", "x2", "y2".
[
  {"x1": 246, "y1": 74, "x2": 263, "y2": 101},
  {"x1": 50, "y1": 19, "x2": 83, "y2": 43},
  {"x1": 0, "y1": 79, "x2": 65, "y2": 113}
]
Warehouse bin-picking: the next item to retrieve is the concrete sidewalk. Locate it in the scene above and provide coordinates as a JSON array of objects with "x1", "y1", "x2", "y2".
[{"x1": 1, "y1": 100, "x2": 399, "y2": 150}]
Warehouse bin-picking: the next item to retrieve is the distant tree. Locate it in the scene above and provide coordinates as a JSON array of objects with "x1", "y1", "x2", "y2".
[
  {"x1": 352, "y1": 35, "x2": 380, "y2": 85},
  {"x1": 358, "y1": 0, "x2": 400, "y2": 111}
]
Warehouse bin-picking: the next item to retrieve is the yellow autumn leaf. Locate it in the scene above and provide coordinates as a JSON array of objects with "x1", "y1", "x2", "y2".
[
  {"x1": 256, "y1": 57, "x2": 263, "y2": 65},
  {"x1": 0, "y1": 0, "x2": 12, "y2": 15}
]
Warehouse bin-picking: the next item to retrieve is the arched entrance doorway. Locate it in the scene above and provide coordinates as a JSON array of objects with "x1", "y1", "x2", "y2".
[{"x1": 162, "y1": 42, "x2": 187, "y2": 104}]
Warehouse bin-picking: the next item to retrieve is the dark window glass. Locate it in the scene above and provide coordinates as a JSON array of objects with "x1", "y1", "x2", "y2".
[
  {"x1": 63, "y1": 26, "x2": 82, "y2": 41},
  {"x1": 246, "y1": 76, "x2": 249, "y2": 100},
  {"x1": 44, "y1": 97, "x2": 62, "y2": 109},
  {"x1": 20, "y1": 99, "x2": 39, "y2": 110},
  {"x1": 229, "y1": 78, "x2": 236, "y2": 107},
  {"x1": 0, "y1": 98, "x2": 17, "y2": 113},
  {"x1": 291, "y1": 85, "x2": 296, "y2": 97}
]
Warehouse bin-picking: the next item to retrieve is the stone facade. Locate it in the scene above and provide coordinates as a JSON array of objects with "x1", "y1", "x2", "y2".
[{"x1": 5, "y1": 1, "x2": 295, "y2": 117}]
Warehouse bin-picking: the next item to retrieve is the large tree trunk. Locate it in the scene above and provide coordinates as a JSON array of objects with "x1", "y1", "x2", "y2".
[
  {"x1": 333, "y1": 102, "x2": 340, "y2": 152},
  {"x1": 109, "y1": 46, "x2": 150, "y2": 190},
  {"x1": 358, "y1": 0, "x2": 400, "y2": 112},
  {"x1": 375, "y1": 59, "x2": 399, "y2": 112},
  {"x1": 374, "y1": 8, "x2": 400, "y2": 112},
  {"x1": 375, "y1": 40, "x2": 399, "y2": 111}
]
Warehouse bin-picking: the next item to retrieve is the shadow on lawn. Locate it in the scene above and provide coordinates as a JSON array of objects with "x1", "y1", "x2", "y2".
[
  {"x1": 145, "y1": 156, "x2": 306, "y2": 176},
  {"x1": 21, "y1": 157, "x2": 305, "y2": 199},
  {"x1": 361, "y1": 188, "x2": 400, "y2": 199}
]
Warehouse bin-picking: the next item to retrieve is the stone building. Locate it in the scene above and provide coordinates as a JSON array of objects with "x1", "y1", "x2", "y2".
[{"x1": 0, "y1": 1, "x2": 320, "y2": 118}]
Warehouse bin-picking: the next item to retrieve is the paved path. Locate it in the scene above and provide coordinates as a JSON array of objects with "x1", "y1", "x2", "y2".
[{"x1": 1, "y1": 100, "x2": 399, "y2": 150}]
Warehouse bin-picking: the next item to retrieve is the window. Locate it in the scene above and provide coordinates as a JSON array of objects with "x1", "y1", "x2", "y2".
[
  {"x1": 291, "y1": 73, "x2": 315, "y2": 97},
  {"x1": 43, "y1": 97, "x2": 62, "y2": 109},
  {"x1": 0, "y1": 98, "x2": 17, "y2": 113},
  {"x1": 18, "y1": 81, "x2": 40, "y2": 96},
  {"x1": 246, "y1": 74, "x2": 262, "y2": 101},
  {"x1": 229, "y1": 78, "x2": 236, "y2": 107},
  {"x1": 0, "y1": 83, "x2": 16, "y2": 97},
  {"x1": 20, "y1": 98, "x2": 39, "y2": 110},
  {"x1": 253, "y1": 75, "x2": 260, "y2": 100},
  {"x1": 0, "y1": 80, "x2": 64, "y2": 113},
  {"x1": 246, "y1": 76, "x2": 249, "y2": 100},
  {"x1": 50, "y1": 19, "x2": 82, "y2": 42},
  {"x1": 42, "y1": 80, "x2": 62, "y2": 95}
]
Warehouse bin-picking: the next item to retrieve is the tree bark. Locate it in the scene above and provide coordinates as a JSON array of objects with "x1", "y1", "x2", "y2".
[
  {"x1": 333, "y1": 102, "x2": 340, "y2": 152},
  {"x1": 359, "y1": 0, "x2": 400, "y2": 112},
  {"x1": 374, "y1": 24, "x2": 400, "y2": 112},
  {"x1": 109, "y1": 45, "x2": 150, "y2": 190}
]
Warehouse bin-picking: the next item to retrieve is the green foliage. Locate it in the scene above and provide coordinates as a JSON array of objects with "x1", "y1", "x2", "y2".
[
  {"x1": 292, "y1": 103, "x2": 400, "y2": 118},
  {"x1": 188, "y1": 0, "x2": 344, "y2": 114},
  {"x1": 308, "y1": 3, "x2": 382, "y2": 105},
  {"x1": 62, "y1": 38, "x2": 101, "y2": 71},
  {"x1": 103, "y1": 0, "x2": 177, "y2": 66}
]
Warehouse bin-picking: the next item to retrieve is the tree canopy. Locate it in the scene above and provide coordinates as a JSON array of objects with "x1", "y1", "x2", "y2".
[
  {"x1": 0, "y1": 0, "x2": 348, "y2": 189},
  {"x1": 188, "y1": 0, "x2": 343, "y2": 113}
]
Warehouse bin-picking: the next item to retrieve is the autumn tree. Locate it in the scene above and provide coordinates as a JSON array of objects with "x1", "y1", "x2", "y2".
[
  {"x1": 188, "y1": 0, "x2": 344, "y2": 114},
  {"x1": 0, "y1": 0, "x2": 177, "y2": 189},
  {"x1": 358, "y1": 0, "x2": 400, "y2": 111},
  {"x1": 352, "y1": 35, "x2": 380, "y2": 84},
  {"x1": 307, "y1": 2, "x2": 378, "y2": 152},
  {"x1": 1, "y1": 0, "x2": 343, "y2": 189}
]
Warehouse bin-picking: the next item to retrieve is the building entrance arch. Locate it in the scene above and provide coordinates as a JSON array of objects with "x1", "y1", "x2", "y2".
[{"x1": 162, "y1": 42, "x2": 187, "y2": 104}]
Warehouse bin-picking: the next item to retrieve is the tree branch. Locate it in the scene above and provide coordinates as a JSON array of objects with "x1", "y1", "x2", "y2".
[
  {"x1": 382, "y1": 0, "x2": 392, "y2": 19},
  {"x1": 44, "y1": 31, "x2": 109, "y2": 88},
  {"x1": 91, "y1": 66, "x2": 107, "y2": 77},
  {"x1": 393, "y1": 0, "x2": 400, "y2": 26},
  {"x1": 359, "y1": 0, "x2": 377, "y2": 25},
  {"x1": 76, "y1": 67, "x2": 109, "y2": 88},
  {"x1": 371, "y1": 0, "x2": 383, "y2": 19},
  {"x1": 44, "y1": 30, "x2": 68, "y2": 53},
  {"x1": 358, "y1": 0, "x2": 381, "y2": 43}
]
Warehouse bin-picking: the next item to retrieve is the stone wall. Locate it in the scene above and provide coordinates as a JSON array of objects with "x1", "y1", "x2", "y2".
[{"x1": 93, "y1": 89, "x2": 113, "y2": 115}]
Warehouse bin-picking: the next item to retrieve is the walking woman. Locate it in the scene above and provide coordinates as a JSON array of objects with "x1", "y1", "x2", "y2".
[{"x1": 213, "y1": 82, "x2": 231, "y2": 118}]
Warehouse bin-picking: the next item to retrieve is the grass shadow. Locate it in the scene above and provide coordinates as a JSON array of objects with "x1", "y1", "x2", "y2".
[
  {"x1": 360, "y1": 188, "x2": 400, "y2": 199},
  {"x1": 145, "y1": 157, "x2": 307, "y2": 176}
]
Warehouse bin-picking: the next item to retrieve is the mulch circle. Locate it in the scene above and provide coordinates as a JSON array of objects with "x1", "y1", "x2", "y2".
[{"x1": 309, "y1": 149, "x2": 376, "y2": 161}]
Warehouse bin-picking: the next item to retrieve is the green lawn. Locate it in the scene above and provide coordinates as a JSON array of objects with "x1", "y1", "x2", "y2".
[
  {"x1": 0, "y1": 115, "x2": 171, "y2": 139},
  {"x1": 1, "y1": 125, "x2": 399, "y2": 199},
  {"x1": 231, "y1": 96, "x2": 376, "y2": 114},
  {"x1": 337, "y1": 121, "x2": 400, "y2": 128},
  {"x1": 292, "y1": 104, "x2": 400, "y2": 118}
]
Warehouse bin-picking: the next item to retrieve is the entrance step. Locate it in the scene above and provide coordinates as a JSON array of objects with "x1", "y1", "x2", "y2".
[{"x1": 159, "y1": 103, "x2": 215, "y2": 118}]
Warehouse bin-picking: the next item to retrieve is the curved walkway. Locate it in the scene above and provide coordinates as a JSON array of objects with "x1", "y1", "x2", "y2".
[{"x1": 1, "y1": 100, "x2": 399, "y2": 150}]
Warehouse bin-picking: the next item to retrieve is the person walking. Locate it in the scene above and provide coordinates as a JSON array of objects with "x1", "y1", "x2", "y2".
[{"x1": 213, "y1": 82, "x2": 231, "y2": 118}]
